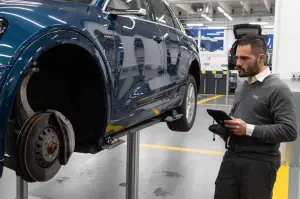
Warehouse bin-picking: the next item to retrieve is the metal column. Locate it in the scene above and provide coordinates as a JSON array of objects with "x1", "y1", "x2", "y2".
[
  {"x1": 126, "y1": 130, "x2": 140, "y2": 199},
  {"x1": 16, "y1": 176, "x2": 28, "y2": 199}
]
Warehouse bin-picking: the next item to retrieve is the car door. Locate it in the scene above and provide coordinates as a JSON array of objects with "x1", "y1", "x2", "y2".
[
  {"x1": 149, "y1": 0, "x2": 191, "y2": 106},
  {"x1": 101, "y1": 0, "x2": 167, "y2": 128}
]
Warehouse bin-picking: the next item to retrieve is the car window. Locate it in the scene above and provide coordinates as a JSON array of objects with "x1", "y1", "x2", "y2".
[
  {"x1": 105, "y1": 0, "x2": 151, "y2": 20},
  {"x1": 166, "y1": 6, "x2": 182, "y2": 30},
  {"x1": 150, "y1": 0, "x2": 174, "y2": 28}
]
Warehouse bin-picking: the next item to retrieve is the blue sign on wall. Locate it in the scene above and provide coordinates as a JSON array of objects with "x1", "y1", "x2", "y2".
[
  {"x1": 264, "y1": 34, "x2": 273, "y2": 50},
  {"x1": 200, "y1": 29, "x2": 224, "y2": 52},
  {"x1": 201, "y1": 29, "x2": 224, "y2": 38},
  {"x1": 185, "y1": 28, "x2": 225, "y2": 52}
]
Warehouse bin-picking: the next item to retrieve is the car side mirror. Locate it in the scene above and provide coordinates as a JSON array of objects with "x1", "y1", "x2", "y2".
[{"x1": 102, "y1": 0, "x2": 147, "y2": 16}]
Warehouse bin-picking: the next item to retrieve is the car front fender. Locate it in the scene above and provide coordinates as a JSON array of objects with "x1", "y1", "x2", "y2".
[{"x1": 0, "y1": 29, "x2": 112, "y2": 178}]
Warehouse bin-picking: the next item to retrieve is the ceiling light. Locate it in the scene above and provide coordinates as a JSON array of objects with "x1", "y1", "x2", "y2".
[
  {"x1": 263, "y1": 25, "x2": 274, "y2": 28},
  {"x1": 186, "y1": 23, "x2": 204, "y2": 27},
  {"x1": 201, "y1": 14, "x2": 212, "y2": 21},
  {"x1": 217, "y1": 6, "x2": 224, "y2": 13},
  {"x1": 249, "y1": 22, "x2": 269, "y2": 25},
  {"x1": 224, "y1": 13, "x2": 233, "y2": 20},
  {"x1": 217, "y1": 6, "x2": 232, "y2": 21}
]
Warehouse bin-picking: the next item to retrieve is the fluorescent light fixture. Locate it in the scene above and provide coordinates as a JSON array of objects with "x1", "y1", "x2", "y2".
[
  {"x1": 217, "y1": 6, "x2": 232, "y2": 21},
  {"x1": 217, "y1": 6, "x2": 224, "y2": 13},
  {"x1": 224, "y1": 13, "x2": 233, "y2": 20},
  {"x1": 186, "y1": 23, "x2": 204, "y2": 26},
  {"x1": 249, "y1": 22, "x2": 269, "y2": 25},
  {"x1": 263, "y1": 25, "x2": 274, "y2": 28},
  {"x1": 201, "y1": 14, "x2": 212, "y2": 22}
]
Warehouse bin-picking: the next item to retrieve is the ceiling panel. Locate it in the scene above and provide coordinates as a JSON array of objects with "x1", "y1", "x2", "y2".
[{"x1": 168, "y1": 0, "x2": 276, "y2": 27}]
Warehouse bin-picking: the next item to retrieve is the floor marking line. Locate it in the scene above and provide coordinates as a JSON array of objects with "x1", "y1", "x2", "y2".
[
  {"x1": 197, "y1": 94, "x2": 224, "y2": 104},
  {"x1": 273, "y1": 165, "x2": 289, "y2": 199},
  {"x1": 125, "y1": 143, "x2": 225, "y2": 155},
  {"x1": 123, "y1": 142, "x2": 224, "y2": 155}
]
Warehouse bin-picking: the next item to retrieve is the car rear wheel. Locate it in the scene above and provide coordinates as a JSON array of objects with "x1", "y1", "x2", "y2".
[{"x1": 166, "y1": 74, "x2": 197, "y2": 132}]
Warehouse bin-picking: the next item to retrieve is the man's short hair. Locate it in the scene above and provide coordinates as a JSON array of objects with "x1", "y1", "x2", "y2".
[{"x1": 236, "y1": 34, "x2": 267, "y2": 56}]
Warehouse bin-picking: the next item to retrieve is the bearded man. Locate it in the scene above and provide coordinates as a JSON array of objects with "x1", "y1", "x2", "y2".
[{"x1": 213, "y1": 34, "x2": 298, "y2": 199}]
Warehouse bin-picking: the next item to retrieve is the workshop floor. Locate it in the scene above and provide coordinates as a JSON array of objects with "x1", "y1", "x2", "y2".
[{"x1": 0, "y1": 94, "x2": 289, "y2": 199}]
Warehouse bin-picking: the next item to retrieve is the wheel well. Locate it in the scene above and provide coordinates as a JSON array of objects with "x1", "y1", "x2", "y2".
[
  {"x1": 22, "y1": 44, "x2": 107, "y2": 151},
  {"x1": 188, "y1": 59, "x2": 200, "y2": 93}
]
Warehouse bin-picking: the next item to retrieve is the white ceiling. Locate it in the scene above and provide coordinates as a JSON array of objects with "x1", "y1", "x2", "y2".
[{"x1": 168, "y1": 0, "x2": 276, "y2": 28}]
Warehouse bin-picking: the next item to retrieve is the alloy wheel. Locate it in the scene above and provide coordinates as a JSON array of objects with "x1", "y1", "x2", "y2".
[{"x1": 186, "y1": 83, "x2": 195, "y2": 124}]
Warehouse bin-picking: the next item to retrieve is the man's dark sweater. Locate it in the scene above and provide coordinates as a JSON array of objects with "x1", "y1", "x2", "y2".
[{"x1": 228, "y1": 74, "x2": 298, "y2": 160}]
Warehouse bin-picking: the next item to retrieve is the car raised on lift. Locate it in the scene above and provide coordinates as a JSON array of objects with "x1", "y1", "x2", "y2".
[{"x1": 0, "y1": 0, "x2": 200, "y2": 182}]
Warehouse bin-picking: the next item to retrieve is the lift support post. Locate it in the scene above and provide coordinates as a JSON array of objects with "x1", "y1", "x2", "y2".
[
  {"x1": 17, "y1": 176, "x2": 28, "y2": 199},
  {"x1": 126, "y1": 130, "x2": 140, "y2": 199}
]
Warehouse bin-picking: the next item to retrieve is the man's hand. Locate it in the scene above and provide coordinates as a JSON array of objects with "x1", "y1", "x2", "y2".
[{"x1": 224, "y1": 118, "x2": 247, "y2": 136}]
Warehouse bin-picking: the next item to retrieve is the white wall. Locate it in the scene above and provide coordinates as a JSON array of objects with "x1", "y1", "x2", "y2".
[
  {"x1": 199, "y1": 27, "x2": 274, "y2": 71},
  {"x1": 272, "y1": 0, "x2": 300, "y2": 79}
]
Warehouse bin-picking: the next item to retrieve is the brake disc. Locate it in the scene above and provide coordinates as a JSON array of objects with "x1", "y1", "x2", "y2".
[{"x1": 17, "y1": 112, "x2": 62, "y2": 182}]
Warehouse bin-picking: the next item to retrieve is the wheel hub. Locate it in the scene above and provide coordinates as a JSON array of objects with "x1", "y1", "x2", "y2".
[
  {"x1": 35, "y1": 127, "x2": 60, "y2": 168},
  {"x1": 16, "y1": 113, "x2": 62, "y2": 182}
]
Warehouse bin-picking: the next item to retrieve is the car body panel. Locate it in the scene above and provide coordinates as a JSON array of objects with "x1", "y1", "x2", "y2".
[
  {"x1": 107, "y1": 15, "x2": 167, "y2": 127},
  {"x1": 0, "y1": 0, "x2": 200, "y2": 178}
]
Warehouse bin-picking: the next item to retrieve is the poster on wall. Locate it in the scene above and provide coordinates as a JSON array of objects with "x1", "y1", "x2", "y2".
[
  {"x1": 264, "y1": 33, "x2": 273, "y2": 68},
  {"x1": 264, "y1": 33, "x2": 273, "y2": 53},
  {"x1": 200, "y1": 29, "x2": 224, "y2": 52}
]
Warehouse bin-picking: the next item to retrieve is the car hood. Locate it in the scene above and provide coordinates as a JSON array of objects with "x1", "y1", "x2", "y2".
[{"x1": 0, "y1": 0, "x2": 93, "y2": 66}]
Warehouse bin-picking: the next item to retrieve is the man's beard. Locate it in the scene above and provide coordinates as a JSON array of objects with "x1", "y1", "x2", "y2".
[{"x1": 237, "y1": 62, "x2": 259, "y2": 78}]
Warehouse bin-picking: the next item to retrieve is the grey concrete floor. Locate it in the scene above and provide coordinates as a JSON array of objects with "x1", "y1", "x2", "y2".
[{"x1": 0, "y1": 95, "x2": 234, "y2": 199}]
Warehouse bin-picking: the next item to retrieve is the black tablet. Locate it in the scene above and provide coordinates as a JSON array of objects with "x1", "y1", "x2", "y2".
[{"x1": 207, "y1": 109, "x2": 232, "y2": 126}]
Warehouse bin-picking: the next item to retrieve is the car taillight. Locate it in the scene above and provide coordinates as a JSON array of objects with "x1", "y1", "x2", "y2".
[{"x1": 0, "y1": 17, "x2": 8, "y2": 36}]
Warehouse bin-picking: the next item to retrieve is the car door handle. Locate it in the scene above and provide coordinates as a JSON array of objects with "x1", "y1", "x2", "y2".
[{"x1": 153, "y1": 36, "x2": 163, "y2": 43}]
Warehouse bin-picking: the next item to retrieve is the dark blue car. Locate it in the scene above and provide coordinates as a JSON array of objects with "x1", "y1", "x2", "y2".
[{"x1": 0, "y1": 0, "x2": 200, "y2": 182}]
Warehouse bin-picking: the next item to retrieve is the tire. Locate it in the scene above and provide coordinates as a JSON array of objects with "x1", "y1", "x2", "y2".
[{"x1": 167, "y1": 74, "x2": 197, "y2": 132}]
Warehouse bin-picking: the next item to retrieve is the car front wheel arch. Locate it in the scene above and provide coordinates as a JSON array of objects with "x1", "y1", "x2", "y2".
[{"x1": 6, "y1": 43, "x2": 110, "y2": 157}]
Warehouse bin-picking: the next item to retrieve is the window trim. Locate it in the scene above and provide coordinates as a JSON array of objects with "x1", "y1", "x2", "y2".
[
  {"x1": 164, "y1": 2, "x2": 185, "y2": 33},
  {"x1": 149, "y1": 0, "x2": 175, "y2": 28},
  {"x1": 101, "y1": 0, "x2": 186, "y2": 34}
]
